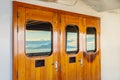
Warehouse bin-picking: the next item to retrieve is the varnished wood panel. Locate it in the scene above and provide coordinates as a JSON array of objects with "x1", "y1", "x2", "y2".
[
  {"x1": 83, "y1": 18, "x2": 101, "y2": 80},
  {"x1": 60, "y1": 14, "x2": 83, "y2": 80},
  {"x1": 13, "y1": 1, "x2": 100, "y2": 80},
  {"x1": 13, "y1": 3, "x2": 18, "y2": 80},
  {"x1": 13, "y1": 1, "x2": 100, "y2": 20},
  {"x1": 14, "y1": 5, "x2": 59, "y2": 80}
]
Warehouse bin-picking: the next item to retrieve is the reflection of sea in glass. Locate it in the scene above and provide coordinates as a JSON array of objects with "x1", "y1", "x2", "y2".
[
  {"x1": 87, "y1": 34, "x2": 95, "y2": 51},
  {"x1": 67, "y1": 32, "x2": 77, "y2": 52},
  {"x1": 26, "y1": 30, "x2": 51, "y2": 53}
]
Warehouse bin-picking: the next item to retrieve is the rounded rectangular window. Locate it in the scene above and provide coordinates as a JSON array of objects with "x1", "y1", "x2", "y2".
[
  {"x1": 26, "y1": 20, "x2": 53, "y2": 56},
  {"x1": 86, "y1": 27, "x2": 96, "y2": 52},
  {"x1": 66, "y1": 25, "x2": 79, "y2": 54}
]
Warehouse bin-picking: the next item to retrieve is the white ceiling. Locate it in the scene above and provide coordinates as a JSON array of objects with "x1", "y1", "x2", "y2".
[
  {"x1": 39, "y1": 0, "x2": 120, "y2": 13},
  {"x1": 107, "y1": 8, "x2": 120, "y2": 14},
  {"x1": 81, "y1": 0, "x2": 120, "y2": 12}
]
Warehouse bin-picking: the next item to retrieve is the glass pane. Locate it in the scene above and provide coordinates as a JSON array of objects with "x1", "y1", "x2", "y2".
[
  {"x1": 86, "y1": 27, "x2": 96, "y2": 52},
  {"x1": 66, "y1": 25, "x2": 79, "y2": 54},
  {"x1": 26, "y1": 20, "x2": 52, "y2": 56}
]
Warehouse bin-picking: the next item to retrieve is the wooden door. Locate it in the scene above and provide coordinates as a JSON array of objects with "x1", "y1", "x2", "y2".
[
  {"x1": 13, "y1": 2, "x2": 101, "y2": 80},
  {"x1": 17, "y1": 7, "x2": 59, "y2": 80},
  {"x1": 60, "y1": 14, "x2": 83, "y2": 80},
  {"x1": 83, "y1": 17, "x2": 101, "y2": 80}
]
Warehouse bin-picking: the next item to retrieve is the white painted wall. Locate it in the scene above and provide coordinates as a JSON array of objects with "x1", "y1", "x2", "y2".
[
  {"x1": 0, "y1": 0, "x2": 12, "y2": 80},
  {"x1": 0, "y1": 0, "x2": 120, "y2": 80},
  {"x1": 100, "y1": 12, "x2": 120, "y2": 80}
]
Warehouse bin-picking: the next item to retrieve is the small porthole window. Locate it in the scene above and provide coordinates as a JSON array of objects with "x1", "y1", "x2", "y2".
[
  {"x1": 66, "y1": 25, "x2": 79, "y2": 54},
  {"x1": 86, "y1": 27, "x2": 96, "y2": 52},
  {"x1": 26, "y1": 20, "x2": 53, "y2": 56}
]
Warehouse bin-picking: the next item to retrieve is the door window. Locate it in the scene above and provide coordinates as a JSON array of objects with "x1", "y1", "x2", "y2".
[
  {"x1": 26, "y1": 20, "x2": 53, "y2": 56},
  {"x1": 86, "y1": 27, "x2": 96, "y2": 52},
  {"x1": 66, "y1": 25, "x2": 79, "y2": 54}
]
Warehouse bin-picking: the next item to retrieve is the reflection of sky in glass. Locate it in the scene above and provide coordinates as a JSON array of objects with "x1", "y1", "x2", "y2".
[
  {"x1": 26, "y1": 30, "x2": 51, "y2": 53},
  {"x1": 67, "y1": 32, "x2": 77, "y2": 52},
  {"x1": 87, "y1": 34, "x2": 95, "y2": 51}
]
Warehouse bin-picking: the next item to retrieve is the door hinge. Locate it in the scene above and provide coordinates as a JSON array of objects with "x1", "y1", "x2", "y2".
[
  {"x1": 17, "y1": 11, "x2": 19, "y2": 18},
  {"x1": 60, "y1": 18, "x2": 62, "y2": 23},
  {"x1": 17, "y1": 26, "x2": 19, "y2": 32},
  {"x1": 16, "y1": 71, "x2": 19, "y2": 79},
  {"x1": 59, "y1": 18, "x2": 62, "y2": 35},
  {"x1": 59, "y1": 28, "x2": 61, "y2": 35},
  {"x1": 17, "y1": 11, "x2": 19, "y2": 33},
  {"x1": 60, "y1": 65, "x2": 62, "y2": 71}
]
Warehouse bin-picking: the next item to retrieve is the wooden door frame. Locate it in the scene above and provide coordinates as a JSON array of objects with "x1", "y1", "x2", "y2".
[{"x1": 13, "y1": 1, "x2": 100, "y2": 80}]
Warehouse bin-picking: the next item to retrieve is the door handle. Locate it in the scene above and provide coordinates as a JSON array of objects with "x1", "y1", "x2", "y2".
[
  {"x1": 79, "y1": 58, "x2": 83, "y2": 66},
  {"x1": 54, "y1": 61, "x2": 58, "y2": 71}
]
